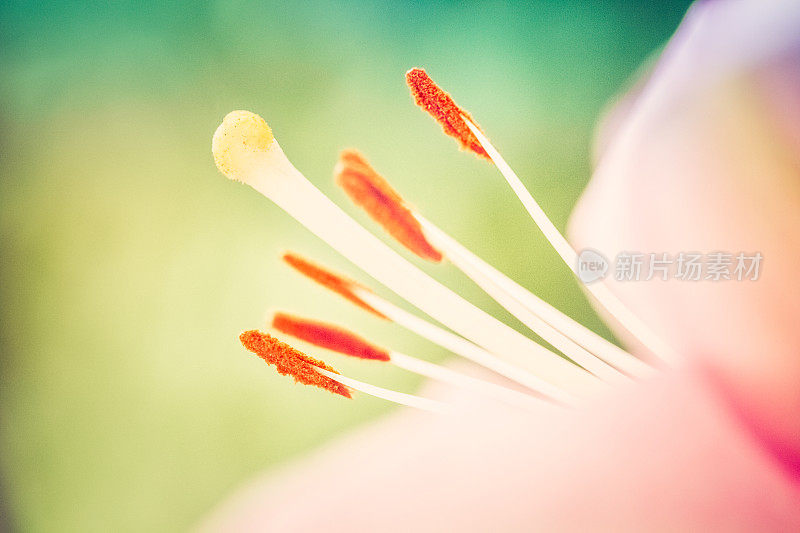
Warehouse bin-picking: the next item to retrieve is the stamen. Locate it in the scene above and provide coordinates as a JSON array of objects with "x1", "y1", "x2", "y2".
[
  {"x1": 331, "y1": 149, "x2": 646, "y2": 379},
  {"x1": 335, "y1": 149, "x2": 442, "y2": 262},
  {"x1": 282, "y1": 252, "x2": 577, "y2": 405},
  {"x1": 282, "y1": 252, "x2": 387, "y2": 319},
  {"x1": 401, "y1": 67, "x2": 679, "y2": 366},
  {"x1": 271, "y1": 312, "x2": 391, "y2": 361},
  {"x1": 212, "y1": 111, "x2": 604, "y2": 398},
  {"x1": 240, "y1": 330, "x2": 447, "y2": 412},
  {"x1": 406, "y1": 68, "x2": 489, "y2": 159},
  {"x1": 271, "y1": 312, "x2": 547, "y2": 410},
  {"x1": 239, "y1": 330, "x2": 351, "y2": 398}
]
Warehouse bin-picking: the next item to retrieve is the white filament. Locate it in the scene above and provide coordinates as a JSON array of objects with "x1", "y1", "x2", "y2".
[
  {"x1": 238, "y1": 140, "x2": 605, "y2": 399},
  {"x1": 389, "y1": 351, "x2": 546, "y2": 411},
  {"x1": 463, "y1": 116, "x2": 681, "y2": 366},
  {"x1": 416, "y1": 215, "x2": 652, "y2": 378},
  {"x1": 355, "y1": 288, "x2": 578, "y2": 405},
  {"x1": 315, "y1": 368, "x2": 451, "y2": 414}
]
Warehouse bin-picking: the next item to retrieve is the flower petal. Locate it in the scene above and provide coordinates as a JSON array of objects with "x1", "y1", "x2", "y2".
[
  {"x1": 200, "y1": 371, "x2": 800, "y2": 531},
  {"x1": 569, "y1": 0, "x2": 800, "y2": 480}
]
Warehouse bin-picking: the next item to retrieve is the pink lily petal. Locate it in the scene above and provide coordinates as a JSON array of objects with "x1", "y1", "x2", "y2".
[
  {"x1": 200, "y1": 371, "x2": 800, "y2": 531},
  {"x1": 569, "y1": 0, "x2": 800, "y2": 480}
]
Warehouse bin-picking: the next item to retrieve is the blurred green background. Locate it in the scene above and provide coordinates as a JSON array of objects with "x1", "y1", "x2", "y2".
[{"x1": 0, "y1": 1, "x2": 691, "y2": 531}]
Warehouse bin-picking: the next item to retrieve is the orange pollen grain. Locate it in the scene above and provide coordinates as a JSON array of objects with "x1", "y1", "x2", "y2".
[
  {"x1": 406, "y1": 68, "x2": 489, "y2": 159},
  {"x1": 239, "y1": 330, "x2": 351, "y2": 398},
  {"x1": 281, "y1": 252, "x2": 387, "y2": 319},
  {"x1": 272, "y1": 312, "x2": 391, "y2": 362},
  {"x1": 335, "y1": 149, "x2": 443, "y2": 262}
]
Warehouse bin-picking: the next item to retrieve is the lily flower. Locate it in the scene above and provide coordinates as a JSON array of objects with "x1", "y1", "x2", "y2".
[{"x1": 202, "y1": 0, "x2": 800, "y2": 530}]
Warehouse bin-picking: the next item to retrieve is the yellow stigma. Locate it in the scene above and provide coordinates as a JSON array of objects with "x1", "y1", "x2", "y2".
[{"x1": 212, "y1": 110, "x2": 274, "y2": 181}]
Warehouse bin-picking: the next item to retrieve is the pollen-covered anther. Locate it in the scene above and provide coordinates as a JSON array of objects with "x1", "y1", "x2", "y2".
[
  {"x1": 406, "y1": 68, "x2": 489, "y2": 159},
  {"x1": 272, "y1": 312, "x2": 391, "y2": 361},
  {"x1": 335, "y1": 149, "x2": 443, "y2": 262},
  {"x1": 281, "y1": 252, "x2": 388, "y2": 319},
  {"x1": 239, "y1": 330, "x2": 351, "y2": 398}
]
